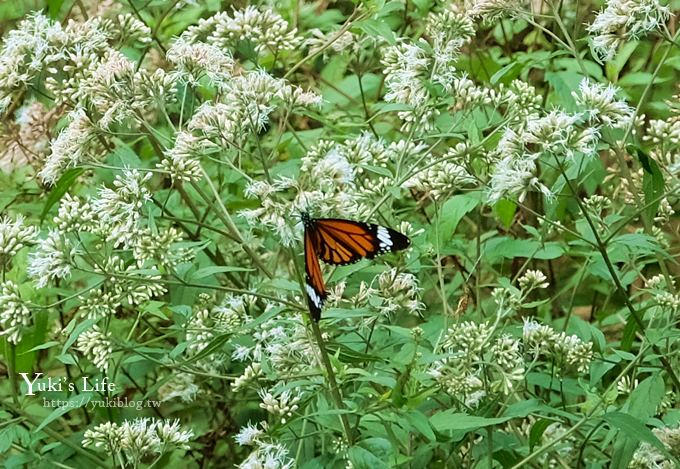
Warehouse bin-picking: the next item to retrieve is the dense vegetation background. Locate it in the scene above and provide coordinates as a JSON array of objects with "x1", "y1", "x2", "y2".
[{"x1": 0, "y1": 0, "x2": 679, "y2": 467}]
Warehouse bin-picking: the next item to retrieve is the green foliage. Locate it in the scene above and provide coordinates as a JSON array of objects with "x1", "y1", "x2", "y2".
[{"x1": 0, "y1": 0, "x2": 678, "y2": 468}]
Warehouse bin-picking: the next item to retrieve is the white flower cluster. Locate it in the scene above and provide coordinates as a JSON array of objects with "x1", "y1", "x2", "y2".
[
  {"x1": 381, "y1": 8, "x2": 475, "y2": 129},
  {"x1": 588, "y1": 0, "x2": 671, "y2": 62},
  {"x1": 402, "y1": 143, "x2": 476, "y2": 200},
  {"x1": 185, "y1": 293, "x2": 254, "y2": 362},
  {"x1": 429, "y1": 321, "x2": 525, "y2": 400},
  {"x1": 259, "y1": 388, "x2": 302, "y2": 423},
  {"x1": 488, "y1": 110, "x2": 598, "y2": 204},
  {"x1": 38, "y1": 109, "x2": 104, "y2": 185},
  {"x1": 234, "y1": 421, "x2": 294, "y2": 469},
  {"x1": 83, "y1": 418, "x2": 193, "y2": 463},
  {"x1": 0, "y1": 281, "x2": 32, "y2": 344},
  {"x1": 0, "y1": 13, "x2": 65, "y2": 96},
  {"x1": 630, "y1": 424, "x2": 680, "y2": 468},
  {"x1": 0, "y1": 215, "x2": 38, "y2": 266},
  {"x1": 182, "y1": 6, "x2": 302, "y2": 56},
  {"x1": 169, "y1": 69, "x2": 319, "y2": 181},
  {"x1": 27, "y1": 230, "x2": 76, "y2": 288},
  {"x1": 93, "y1": 169, "x2": 152, "y2": 248},
  {"x1": 158, "y1": 132, "x2": 203, "y2": 183},
  {"x1": 166, "y1": 37, "x2": 234, "y2": 86},
  {"x1": 572, "y1": 79, "x2": 635, "y2": 129},
  {"x1": 232, "y1": 314, "x2": 319, "y2": 382},
  {"x1": 132, "y1": 227, "x2": 194, "y2": 270},
  {"x1": 522, "y1": 319, "x2": 593, "y2": 373},
  {"x1": 76, "y1": 324, "x2": 113, "y2": 371},
  {"x1": 645, "y1": 275, "x2": 680, "y2": 317},
  {"x1": 158, "y1": 372, "x2": 200, "y2": 403},
  {"x1": 465, "y1": 0, "x2": 530, "y2": 19},
  {"x1": 78, "y1": 50, "x2": 178, "y2": 130},
  {"x1": 375, "y1": 268, "x2": 425, "y2": 317}
]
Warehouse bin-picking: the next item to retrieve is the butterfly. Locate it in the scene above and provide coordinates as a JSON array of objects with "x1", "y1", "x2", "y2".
[{"x1": 302, "y1": 212, "x2": 411, "y2": 321}]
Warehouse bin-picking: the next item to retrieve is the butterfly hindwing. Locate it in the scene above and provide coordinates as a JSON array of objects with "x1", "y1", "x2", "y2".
[{"x1": 304, "y1": 227, "x2": 327, "y2": 321}]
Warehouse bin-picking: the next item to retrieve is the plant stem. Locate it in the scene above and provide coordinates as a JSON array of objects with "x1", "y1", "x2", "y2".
[
  {"x1": 556, "y1": 157, "x2": 680, "y2": 390},
  {"x1": 193, "y1": 168, "x2": 273, "y2": 279},
  {"x1": 308, "y1": 318, "x2": 355, "y2": 445}
]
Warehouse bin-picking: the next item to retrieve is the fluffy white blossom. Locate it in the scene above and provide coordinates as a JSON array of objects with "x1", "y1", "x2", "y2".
[
  {"x1": 39, "y1": 109, "x2": 102, "y2": 184},
  {"x1": 259, "y1": 388, "x2": 301, "y2": 423},
  {"x1": 573, "y1": 79, "x2": 635, "y2": 128},
  {"x1": 588, "y1": 0, "x2": 671, "y2": 62},
  {"x1": 76, "y1": 325, "x2": 113, "y2": 371},
  {"x1": 28, "y1": 230, "x2": 75, "y2": 288},
  {"x1": 0, "y1": 281, "x2": 32, "y2": 344},
  {"x1": 93, "y1": 169, "x2": 152, "y2": 248},
  {"x1": 166, "y1": 38, "x2": 234, "y2": 86},
  {"x1": 0, "y1": 215, "x2": 38, "y2": 265},
  {"x1": 83, "y1": 418, "x2": 193, "y2": 461}
]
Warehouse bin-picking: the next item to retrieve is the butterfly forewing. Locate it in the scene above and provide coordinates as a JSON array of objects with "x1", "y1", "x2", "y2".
[{"x1": 315, "y1": 219, "x2": 410, "y2": 265}]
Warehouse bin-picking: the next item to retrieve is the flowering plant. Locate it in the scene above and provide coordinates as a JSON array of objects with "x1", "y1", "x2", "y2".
[{"x1": 0, "y1": 0, "x2": 678, "y2": 467}]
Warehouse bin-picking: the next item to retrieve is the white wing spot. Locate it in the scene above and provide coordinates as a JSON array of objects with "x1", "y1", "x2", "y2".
[
  {"x1": 306, "y1": 283, "x2": 322, "y2": 308},
  {"x1": 377, "y1": 226, "x2": 393, "y2": 249}
]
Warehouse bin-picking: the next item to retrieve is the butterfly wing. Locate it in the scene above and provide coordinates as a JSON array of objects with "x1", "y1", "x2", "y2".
[
  {"x1": 314, "y1": 218, "x2": 410, "y2": 266},
  {"x1": 304, "y1": 226, "x2": 327, "y2": 321}
]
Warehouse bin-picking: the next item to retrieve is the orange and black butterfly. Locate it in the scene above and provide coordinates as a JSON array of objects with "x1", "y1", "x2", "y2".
[{"x1": 302, "y1": 212, "x2": 410, "y2": 321}]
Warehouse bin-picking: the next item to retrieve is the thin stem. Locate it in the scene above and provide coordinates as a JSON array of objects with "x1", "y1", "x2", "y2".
[
  {"x1": 193, "y1": 167, "x2": 273, "y2": 279},
  {"x1": 555, "y1": 157, "x2": 680, "y2": 390}
]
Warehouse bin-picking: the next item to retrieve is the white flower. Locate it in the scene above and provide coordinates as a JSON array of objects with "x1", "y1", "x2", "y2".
[
  {"x1": 154, "y1": 419, "x2": 193, "y2": 448},
  {"x1": 76, "y1": 324, "x2": 113, "y2": 371},
  {"x1": 93, "y1": 169, "x2": 152, "y2": 248},
  {"x1": 0, "y1": 215, "x2": 38, "y2": 263},
  {"x1": 159, "y1": 132, "x2": 203, "y2": 183},
  {"x1": 0, "y1": 13, "x2": 64, "y2": 93},
  {"x1": 487, "y1": 151, "x2": 551, "y2": 204},
  {"x1": 28, "y1": 230, "x2": 76, "y2": 288},
  {"x1": 209, "y1": 6, "x2": 303, "y2": 54},
  {"x1": 84, "y1": 418, "x2": 194, "y2": 460},
  {"x1": 239, "y1": 442, "x2": 294, "y2": 469},
  {"x1": 39, "y1": 109, "x2": 101, "y2": 184},
  {"x1": 158, "y1": 372, "x2": 199, "y2": 403},
  {"x1": 258, "y1": 388, "x2": 301, "y2": 423},
  {"x1": 0, "y1": 281, "x2": 31, "y2": 344},
  {"x1": 53, "y1": 194, "x2": 96, "y2": 233},
  {"x1": 234, "y1": 422, "x2": 264, "y2": 446},
  {"x1": 573, "y1": 79, "x2": 634, "y2": 128},
  {"x1": 587, "y1": 0, "x2": 671, "y2": 62},
  {"x1": 518, "y1": 270, "x2": 549, "y2": 290},
  {"x1": 166, "y1": 38, "x2": 234, "y2": 86},
  {"x1": 381, "y1": 42, "x2": 430, "y2": 107}
]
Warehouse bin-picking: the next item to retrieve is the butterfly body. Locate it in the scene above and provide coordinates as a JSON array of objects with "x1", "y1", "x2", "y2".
[{"x1": 302, "y1": 213, "x2": 410, "y2": 320}]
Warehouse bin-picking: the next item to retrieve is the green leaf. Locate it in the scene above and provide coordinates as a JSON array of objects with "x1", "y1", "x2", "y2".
[
  {"x1": 494, "y1": 199, "x2": 517, "y2": 228},
  {"x1": 19, "y1": 341, "x2": 60, "y2": 355},
  {"x1": 641, "y1": 155, "x2": 664, "y2": 226},
  {"x1": 47, "y1": 0, "x2": 65, "y2": 18},
  {"x1": 437, "y1": 192, "x2": 481, "y2": 240},
  {"x1": 354, "y1": 19, "x2": 396, "y2": 44},
  {"x1": 529, "y1": 419, "x2": 552, "y2": 450},
  {"x1": 405, "y1": 410, "x2": 436, "y2": 442},
  {"x1": 348, "y1": 446, "x2": 391, "y2": 469},
  {"x1": 190, "y1": 265, "x2": 255, "y2": 280},
  {"x1": 34, "y1": 393, "x2": 94, "y2": 433},
  {"x1": 603, "y1": 412, "x2": 673, "y2": 460},
  {"x1": 40, "y1": 168, "x2": 84, "y2": 223},
  {"x1": 430, "y1": 411, "x2": 511, "y2": 432}
]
